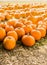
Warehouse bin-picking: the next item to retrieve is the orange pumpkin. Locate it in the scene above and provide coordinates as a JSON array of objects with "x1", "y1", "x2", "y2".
[
  {"x1": 0, "y1": 27, "x2": 6, "y2": 41},
  {"x1": 15, "y1": 27, "x2": 25, "y2": 38},
  {"x1": 30, "y1": 29, "x2": 41, "y2": 40},
  {"x1": 7, "y1": 31, "x2": 18, "y2": 41},
  {"x1": 22, "y1": 35, "x2": 35, "y2": 46},
  {"x1": 3, "y1": 36, "x2": 16, "y2": 50}
]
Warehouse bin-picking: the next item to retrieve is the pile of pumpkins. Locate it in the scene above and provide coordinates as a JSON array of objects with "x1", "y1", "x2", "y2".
[{"x1": 0, "y1": 3, "x2": 47, "y2": 50}]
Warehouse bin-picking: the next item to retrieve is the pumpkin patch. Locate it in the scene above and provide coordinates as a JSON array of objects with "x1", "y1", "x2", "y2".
[{"x1": 0, "y1": 3, "x2": 47, "y2": 50}]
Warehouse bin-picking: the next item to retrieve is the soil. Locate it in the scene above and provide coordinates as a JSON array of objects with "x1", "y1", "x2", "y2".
[{"x1": 0, "y1": 36, "x2": 47, "y2": 65}]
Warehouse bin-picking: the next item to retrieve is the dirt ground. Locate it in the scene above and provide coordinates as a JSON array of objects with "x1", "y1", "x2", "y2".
[{"x1": 0, "y1": 36, "x2": 47, "y2": 65}]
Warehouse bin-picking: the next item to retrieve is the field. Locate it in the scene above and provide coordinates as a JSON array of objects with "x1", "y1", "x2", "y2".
[
  {"x1": 0, "y1": 1, "x2": 47, "y2": 65},
  {"x1": 0, "y1": 0, "x2": 47, "y2": 4}
]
